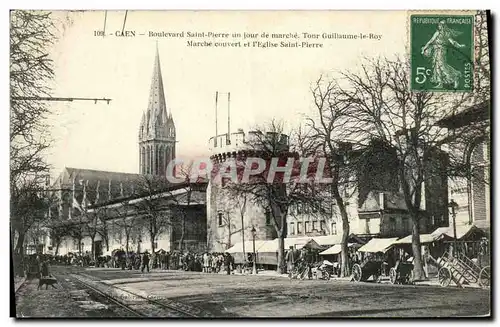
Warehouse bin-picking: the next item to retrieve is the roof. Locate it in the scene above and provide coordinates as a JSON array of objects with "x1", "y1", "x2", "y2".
[
  {"x1": 225, "y1": 240, "x2": 269, "y2": 254},
  {"x1": 311, "y1": 234, "x2": 366, "y2": 246},
  {"x1": 319, "y1": 243, "x2": 359, "y2": 255},
  {"x1": 358, "y1": 191, "x2": 408, "y2": 212},
  {"x1": 311, "y1": 235, "x2": 342, "y2": 246},
  {"x1": 358, "y1": 238, "x2": 399, "y2": 253},
  {"x1": 394, "y1": 234, "x2": 439, "y2": 245},
  {"x1": 431, "y1": 224, "x2": 485, "y2": 240},
  {"x1": 226, "y1": 237, "x2": 322, "y2": 254}
]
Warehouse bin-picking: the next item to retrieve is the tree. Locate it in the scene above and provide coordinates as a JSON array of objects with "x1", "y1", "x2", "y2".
[
  {"x1": 10, "y1": 10, "x2": 56, "y2": 276},
  {"x1": 214, "y1": 189, "x2": 245, "y2": 250},
  {"x1": 131, "y1": 175, "x2": 171, "y2": 253},
  {"x1": 111, "y1": 198, "x2": 142, "y2": 255},
  {"x1": 306, "y1": 76, "x2": 357, "y2": 277},
  {"x1": 10, "y1": 173, "x2": 50, "y2": 275},
  {"x1": 333, "y1": 56, "x2": 479, "y2": 280}
]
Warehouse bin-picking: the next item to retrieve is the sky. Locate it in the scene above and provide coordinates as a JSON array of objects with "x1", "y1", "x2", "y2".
[{"x1": 44, "y1": 10, "x2": 410, "y2": 178}]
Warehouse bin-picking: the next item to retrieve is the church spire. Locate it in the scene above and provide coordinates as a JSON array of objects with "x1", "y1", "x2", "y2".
[{"x1": 138, "y1": 45, "x2": 176, "y2": 176}]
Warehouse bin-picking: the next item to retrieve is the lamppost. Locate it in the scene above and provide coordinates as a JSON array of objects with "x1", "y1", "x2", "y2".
[
  {"x1": 448, "y1": 199, "x2": 459, "y2": 257},
  {"x1": 251, "y1": 226, "x2": 257, "y2": 275}
]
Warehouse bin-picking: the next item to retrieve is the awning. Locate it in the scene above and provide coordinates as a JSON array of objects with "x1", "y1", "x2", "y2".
[
  {"x1": 394, "y1": 234, "x2": 439, "y2": 245},
  {"x1": 311, "y1": 235, "x2": 343, "y2": 246},
  {"x1": 319, "y1": 243, "x2": 357, "y2": 255},
  {"x1": 296, "y1": 239, "x2": 323, "y2": 250},
  {"x1": 357, "y1": 238, "x2": 399, "y2": 253},
  {"x1": 225, "y1": 240, "x2": 269, "y2": 254}
]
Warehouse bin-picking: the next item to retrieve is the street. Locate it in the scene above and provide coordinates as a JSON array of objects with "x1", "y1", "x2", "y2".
[{"x1": 14, "y1": 265, "x2": 491, "y2": 318}]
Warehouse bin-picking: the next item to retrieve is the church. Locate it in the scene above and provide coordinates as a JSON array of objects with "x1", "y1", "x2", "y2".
[{"x1": 44, "y1": 47, "x2": 207, "y2": 257}]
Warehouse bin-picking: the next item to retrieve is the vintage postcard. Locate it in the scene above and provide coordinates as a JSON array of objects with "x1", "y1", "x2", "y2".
[{"x1": 11, "y1": 10, "x2": 491, "y2": 318}]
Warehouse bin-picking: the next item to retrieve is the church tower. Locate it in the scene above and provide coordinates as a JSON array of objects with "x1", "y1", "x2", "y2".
[{"x1": 138, "y1": 46, "x2": 176, "y2": 176}]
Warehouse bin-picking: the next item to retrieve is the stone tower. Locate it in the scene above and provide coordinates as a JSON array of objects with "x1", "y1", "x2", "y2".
[{"x1": 138, "y1": 46, "x2": 176, "y2": 176}]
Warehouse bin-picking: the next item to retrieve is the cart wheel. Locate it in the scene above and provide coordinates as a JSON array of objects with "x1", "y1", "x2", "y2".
[
  {"x1": 352, "y1": 264, "x2": 362, "y2": 282},
  {"x1": 389, "y1": 267, "x2": 397, "y2": 284},
  {"x1": 438, "y1": 267, "x2": 452, "y2": 287},
  {"x1": 479, "y1": 266, "x2": 490, "y2": 288}
]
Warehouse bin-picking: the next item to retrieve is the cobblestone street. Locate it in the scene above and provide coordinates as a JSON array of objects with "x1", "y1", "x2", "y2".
[{"x1": 14, "y1": 266, "x2": 491, "y2": 318}]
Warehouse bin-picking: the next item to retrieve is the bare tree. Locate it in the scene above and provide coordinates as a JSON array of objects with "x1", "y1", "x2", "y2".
[
  {"x1": 111, "y1": 199, "x2": 142, "y2": 255},
  {"x1": 10, "y1": 10, "x2": 57, "y2": 276},
  {"x1": 305, "y1": 76, "x2": 358, "y2": 276},
  {"x1": 131, "y1": 175, "x2": 171, "y2": 253},
  {"x1": 332, "y1": 56, "x2": 481, "y2": 280}
]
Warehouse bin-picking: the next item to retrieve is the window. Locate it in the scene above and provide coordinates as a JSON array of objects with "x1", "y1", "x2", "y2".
[
  {"x1": 389, "y1": 217, "x2": 397, "y2": 234},
  {"x1": 320, "y1": 220, "x2": 326, "y2": 232},
  {"x1": 365, "y1": 219, "x2": 371, "y2": 234},
  {"x1": 312, "y1": 221, "x2": 318, "y2": 232},
  {"x1": 218, "y1": 212, "x2": 223, "y2": 226},
  {"x1": 289, "y1": 222, "x2": 295, "y2": 235},
  {"x1": 331, "y1": 222, "x2": 337, "y2": 235},
  {"x1": 265, "y1": 210, "x2": 271, "y2": 225},
  {"x1": 305, "y1": 221, "x2": 311, "y2": 233},
  {"x1": 297, "y1": 222, "x2": 303, "y2": 234}
]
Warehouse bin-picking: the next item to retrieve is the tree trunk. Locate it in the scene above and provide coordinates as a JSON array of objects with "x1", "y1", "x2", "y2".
[
  {"x1": 411, "y1": 213, "x2": 426, "y2": 280},
  {"x1": 15, "y1": 230, "x2": 25, "y2": 256},
  {"x1": 54, "y1": 240, "x2": 61, "y2": 256},
  {"x1": 90, "y1": 235, "x2": 96, "y2": 261},
  {"x1": 227, "y1": 222, "x2": 231, "y2": 250},
  {"x1": 340, "y1": 228, "x2": 350, "y2": 277},
  {"x1": 331, "y1": 166, "x2": 351, "y2": 277},
  {"x1": 13, "y1": 231, "x2": 26, "y2": 277},
  {"x1": 179, "y1": 215, "x2": 186, "y2": 252},
  {"x1": 125, "y1": 234, "x2": 130, "y2": 254}
]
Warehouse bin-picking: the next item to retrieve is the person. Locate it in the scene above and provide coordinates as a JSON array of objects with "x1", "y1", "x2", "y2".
[
  {"x1": 421, "y1": 20, "x2": 466, "y2": 89},
  {"x1": 285, "y1": 246, "x2": 295, "y2": 277},
  {"x1": 141, "y1": 250, "x2": 150, "y2": 273},
  {"x1": 203, "y1": 252, "x2": 209, "y2": 273},
  {"x1": 164, "y1": 251, "x2": 170, "y2": 270}
]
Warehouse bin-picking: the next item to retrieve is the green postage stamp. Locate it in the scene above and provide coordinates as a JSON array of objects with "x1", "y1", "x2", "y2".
[{"x1": 410, "y1": 14, "x2": 474, "y2": 92}]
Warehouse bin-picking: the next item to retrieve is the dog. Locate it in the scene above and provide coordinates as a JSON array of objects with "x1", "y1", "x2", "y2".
[{"x1": 37, "y1": 275, "x2": 58, "y2": 290}]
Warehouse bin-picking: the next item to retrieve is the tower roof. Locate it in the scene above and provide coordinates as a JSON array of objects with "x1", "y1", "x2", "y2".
[{"x1": 139, "y1": 45, "x2": 174, "y2": 141}]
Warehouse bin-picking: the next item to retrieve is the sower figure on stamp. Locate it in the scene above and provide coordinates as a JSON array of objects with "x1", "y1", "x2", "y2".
[{"x1": 421, "y1": 20, "x2": 465, "y2": 89}]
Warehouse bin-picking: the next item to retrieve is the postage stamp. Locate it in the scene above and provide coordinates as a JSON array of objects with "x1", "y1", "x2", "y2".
[{"x1": 410, "y1": 14, "x2": 474, "y2": 92}]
